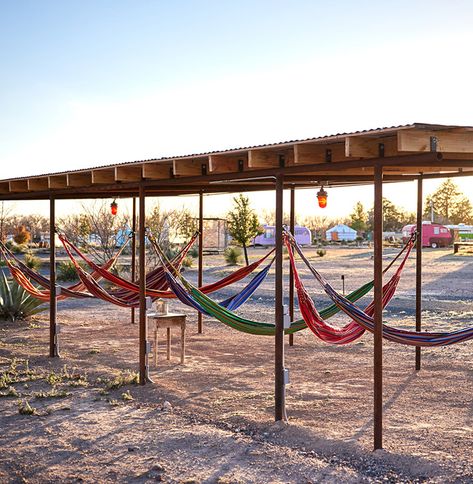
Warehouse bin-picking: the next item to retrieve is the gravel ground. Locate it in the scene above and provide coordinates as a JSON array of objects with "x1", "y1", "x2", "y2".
[{"x1": 0, "y1": 246, "x2": 472, "y2": 483}]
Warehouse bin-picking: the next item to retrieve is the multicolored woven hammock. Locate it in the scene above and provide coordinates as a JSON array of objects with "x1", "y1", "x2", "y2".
[
  {"x1": 0, "y1": 239, "x2": 128, "y2": 301},
  {"x1": 156, "y1": 234, "x2": 415, "y2": 336},
  {"x1": 287, "y1": 231, "x2": 473, "y2": 346},
  {"x1": 58, "y1": 231, "x2": 275, "y2": 307},
  {"x1": 284, "y1": 230, "x2": 414, "y2": 344}
]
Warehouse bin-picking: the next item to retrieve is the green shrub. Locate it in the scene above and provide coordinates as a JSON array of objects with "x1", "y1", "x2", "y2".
[
  {"x1": 316, "y1": 249, "x2": 327, "y2": 257},
  {"x1": 224, "y1": 246, "x2": 243, "y2": 265},
  {"x1": 24, "y1": 253, "x2": 42, "y2": 270},
  {"x1": 181, "y1": 256, "x2": 193, "y2": 268},
  {"x1": 11, "y1": 244, "x2": 28, "y2": 254},
  {"x1": 57, "y1": 261, "x2": 83, "y2": 281},
  {"x1": 0, "y1": 272, "x2": 46, "y2": 322}
]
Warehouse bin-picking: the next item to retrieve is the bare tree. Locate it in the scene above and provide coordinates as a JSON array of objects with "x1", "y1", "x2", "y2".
[{"x1": 0, "y1": 202, "x2": 14, "y2": 242}]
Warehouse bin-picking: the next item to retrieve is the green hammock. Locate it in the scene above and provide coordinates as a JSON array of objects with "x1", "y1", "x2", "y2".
[{"x1": 181, "y1": 277, "x2": 374, "y2": 336}]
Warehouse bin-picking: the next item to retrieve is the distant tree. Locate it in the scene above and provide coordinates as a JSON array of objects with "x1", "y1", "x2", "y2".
[
  {"x1": 227, "y1": 194, "x2": 263, "y2": 265},
  {"x1": 368, "y1": 198, "x2": 407, "y2": 232},
  {"x1": 350, "y1": 202, "x2": 368, "y2": 234},
  {"x1": 424, "y1": 179, "x2": 473, "y2": 224},
  {"x1": 13, "y1": 225, "x2": 31, "y2": 245},
  {"x1": 58, "y1": 214, "x2": 91, "y2": 247},
  {"x1": 0, "y1": 202, "x2": 13, "y2": 242}
]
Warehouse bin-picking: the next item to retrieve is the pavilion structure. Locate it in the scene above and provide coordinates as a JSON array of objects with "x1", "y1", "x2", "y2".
[{"x1": 1, "y1": 122, "x2": 473, "y2": 450}]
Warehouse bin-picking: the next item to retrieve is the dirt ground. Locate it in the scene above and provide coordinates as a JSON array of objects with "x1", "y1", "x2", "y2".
[{"x1": 0, "y1": 246, "x2": 472, "y2": 483}]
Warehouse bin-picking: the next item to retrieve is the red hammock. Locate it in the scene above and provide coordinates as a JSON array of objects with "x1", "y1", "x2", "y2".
[
  {"x1": 58, "y1": 232, "x2": 274, "y2": 302},
  {"x1": 284, "y1": 233, "x2": 414, "y2": 344}
]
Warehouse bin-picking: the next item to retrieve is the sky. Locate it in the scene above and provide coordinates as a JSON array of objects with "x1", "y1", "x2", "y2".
[{"x1": 1, "y1": 1, "x2": 473, "y2": 219}]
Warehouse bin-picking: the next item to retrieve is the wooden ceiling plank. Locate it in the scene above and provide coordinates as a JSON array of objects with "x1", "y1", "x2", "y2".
[
  {"x1": 67, "y1": 172, "x2": 92, "y2": 188},
  {"x1": 345, "y1": 136, "x2": 397, "y2": 158},
  {"x1": 48, "y1": 175, "x2": 68, "y2": 189},
  {"x1": 247, "y1": 150, "x2": 280, "y2": 168},
  {"x1": 9, "y1": 180, "x2": 29, "y2": 192},
  {"x1": 27, "y1": 178, "x2": 49, "y2": 191},
  {"x1": 398, "y1": 129, "x2": 473, "y2": 153},
  {"x1": 173, "y1": 158, "x2": 208, "y2": 177},
  {"x1": 115, "y1": 165, "x2": 143, "y2": 182},
  {"x1": 92, "y1": 169, "x2": 115, "y2": 184},
  {"x1": 142, "y1": 163, "x2": 170, "y2": 180},
  {"x1": 208, "y1": 154, "x2": 248, "y2": 173},
  {"x1": 294, "y1": 142, "x2": 346, "y2": 164}
]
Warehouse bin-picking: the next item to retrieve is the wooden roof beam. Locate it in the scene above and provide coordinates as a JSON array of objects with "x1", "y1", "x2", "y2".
[
  {"x1": 92, "y1": 168, "x2": 115, "y2": 184},
  {"x1": 115, "y1": 165, "x2": 143, "y2": 182},
  {"x1": 173, "y1": 158, "x2": 208, "y2": 176},
  {"x1": 0, "y1": 182, "x2": 9, "y2": 194},
  {"x1": 9, "y1": 180, "x2": 29, "y2": 192},
  {"x1": 67, "y1": 172, "x2": 92, "y2": 187},
  {"x1": 27, "y1": 177, "x2": 49, "y2": 191},
  {"x1": 142, "y1": 162, "x2": 171, "y2": 180},
  {"x1": 48, "y1": 175, "x2": 68, "y2": 189},
  {"x1": 398, "y1": 129, "x2": 473, "y2": 153}
]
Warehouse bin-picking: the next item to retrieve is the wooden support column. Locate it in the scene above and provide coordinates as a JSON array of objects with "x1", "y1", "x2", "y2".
[
  {"x1": 131, "y1": 197, "x2": 137, "y2": 324},
  {"x1": 275, "y1": 175, "x2": 286, "y2": 421},
  {"x1": 415, "y1": 177, "x2": 423, "y2": 370},
  {"x1": 288, "y1": 186, "x2": 295, "y2": 347},
  {"x1": 139, "y1": 185, "x2": 151, "y2": 384},
  {"x1": 198, "y1": 191, "x2": 204, "y2": 333},
  {"x1": 49, "y1": 196, "x2": 59, "y2": 357},
  {"x1": 373, "y1": 165, "x2": 384, "y2": 450}
]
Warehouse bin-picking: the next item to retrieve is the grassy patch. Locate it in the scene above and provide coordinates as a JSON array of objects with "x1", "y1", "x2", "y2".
[
  {"x1": 18, "y1": 400, "x2": 37, "y2": 416},
  {"x1": 34, "y1": 388, "x2": 70, "y2": 399},
  {"x1": 104, "y1": 370, "x2": 139, "y2": 390},
  {"x1": 121, "y1": 390, "x2": 134, "y2": 401}
]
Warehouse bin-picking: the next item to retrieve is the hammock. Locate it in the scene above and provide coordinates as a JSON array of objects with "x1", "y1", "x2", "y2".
[
  {"x1": 59, "y1": 231, "x2": 275, "y2": 300},
  {"x1": 0, "y1": 239, "x2": 128, "y2": 301},
  {"x1": 288, "y1": 233, "x2": 473, "y2": 347},
  {"x1": 284, "y1": 230, "x2": 414, "y2": 344},
  {"x1": 157, "y1": 235, "x2": 415, "y2": 336}
]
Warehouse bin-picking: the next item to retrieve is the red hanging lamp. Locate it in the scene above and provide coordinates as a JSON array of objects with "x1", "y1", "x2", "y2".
[
  {"x1": 316, "y1": 186, "x2": 328, "y2": 208},
  {"x1": 110, "y1": 199, "x2": 118, "y2": 216}
]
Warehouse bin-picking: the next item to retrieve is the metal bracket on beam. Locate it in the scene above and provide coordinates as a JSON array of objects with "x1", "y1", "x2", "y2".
[
  {"x1": 238, "y1": 159, "x2": 244, "y2": 172},
  {"x1": 279, "y1": 155, "x2": 285, "y2": 168},
  {"x1": 201, "y1": 164, "x2": 207, "y2": 176},
  {"x1": 378, "y1": 143, "x2": 385, "y2": 158},
  {"x1": 430, "y1": 136, "x2": 438, "y2": 152},
  {"x1": 325, "y1": 149, "x2": 332, "y2": 163}
]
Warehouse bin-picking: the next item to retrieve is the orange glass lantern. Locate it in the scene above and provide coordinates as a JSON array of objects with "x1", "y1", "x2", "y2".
[
  {"x1": 110, "y1": 199, "x2": 118, "y2": 216},
  {"x1": 317, "y1": 187, "x2": 328, "y2": 208}
]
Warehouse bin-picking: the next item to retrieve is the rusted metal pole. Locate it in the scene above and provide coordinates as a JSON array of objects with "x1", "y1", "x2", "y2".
[
  {"x1": 373, "y1": 165, "x2": 384, "y2": 450},
  {"x1": 139, "y1": 185, "x2": 150, "y2": 384},
  {"x1": 131, "y1": 197, "x2": 137, "y2": 324},
  {"x1": 49, "y1": 196, "x2": 59, "y2": 357},
  {"x1": 288, "y1": 186, "x2": 295, "y2": 347},
  {"x1": 198, "y1": 191, "x2": 204, "y2": 334},
  {"x1": 275, "y1": 175, "x2": 286, "y2": 420},
  {"x1": 415, "y1": 177, "x2": 423, "y2": 370}
]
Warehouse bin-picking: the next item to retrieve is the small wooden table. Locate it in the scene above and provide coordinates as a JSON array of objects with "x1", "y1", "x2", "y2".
[{"x1": 147, "y1": 312, "x2": 186, "y2": 365}]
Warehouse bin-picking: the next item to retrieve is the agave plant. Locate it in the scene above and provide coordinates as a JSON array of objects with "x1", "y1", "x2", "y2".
[{"x1": 0, "y1": 272, "x2": 46, "y2": 322}]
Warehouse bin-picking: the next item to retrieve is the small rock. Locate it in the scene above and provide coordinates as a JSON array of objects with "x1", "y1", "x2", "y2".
[{"x1": 162, "y1": 401, "x2": 173, "y2": 412}]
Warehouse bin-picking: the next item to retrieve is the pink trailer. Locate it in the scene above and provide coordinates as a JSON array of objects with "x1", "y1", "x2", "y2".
[{"x1": 402, "y1": 222, "x2": 452, "y2": 248}]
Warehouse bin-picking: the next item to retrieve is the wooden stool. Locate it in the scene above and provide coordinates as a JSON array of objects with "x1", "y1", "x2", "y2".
[{"x1": 147, "y1": 312, "x2": 186, "y2": 366}]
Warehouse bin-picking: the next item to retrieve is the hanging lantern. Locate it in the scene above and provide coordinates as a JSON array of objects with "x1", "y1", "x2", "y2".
[
  {"x1": 110, "y1": 199, "x2": 118, "y2": 216},
  {"x1": 316, "y1": 186, "x2": 328, "y2": 208}
]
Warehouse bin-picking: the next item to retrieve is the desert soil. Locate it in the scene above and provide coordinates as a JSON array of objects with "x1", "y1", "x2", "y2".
[{"x1": 0, "y1": 246, "x2": 472, "y2": 483}]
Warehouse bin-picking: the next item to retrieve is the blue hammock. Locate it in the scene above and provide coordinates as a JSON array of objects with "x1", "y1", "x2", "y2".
[{"x1": 166, "y1": 260, "x2": 273, "y2": 316}]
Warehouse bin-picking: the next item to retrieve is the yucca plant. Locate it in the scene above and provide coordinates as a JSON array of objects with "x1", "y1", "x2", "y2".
[{"x1": 0, "y1": 272, "x2": 46, "y2": 322}]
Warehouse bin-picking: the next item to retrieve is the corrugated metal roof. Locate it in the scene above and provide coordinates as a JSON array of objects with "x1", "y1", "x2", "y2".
[{"x1": 1, "y1": 122, "x2": 469, "y2": 183}]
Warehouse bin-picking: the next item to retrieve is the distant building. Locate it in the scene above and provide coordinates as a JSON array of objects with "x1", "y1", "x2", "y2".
[{"x1": 326, "y1": 224, "x2": 357, "y2": 242}]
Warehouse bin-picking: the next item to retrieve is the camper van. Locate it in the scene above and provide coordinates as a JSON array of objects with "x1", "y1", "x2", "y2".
[
  {"x1": 402, "y1": 221, "x2": 452, "y2": 248},
  {"x1": 253, "y1": 225, "x2": 311, "y2": 246}
]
